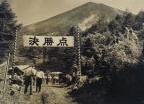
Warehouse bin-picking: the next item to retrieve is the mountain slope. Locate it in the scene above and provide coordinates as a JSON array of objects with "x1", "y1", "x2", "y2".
[{"x1": 20, "y1": 2, "x2": 123, "y2": 35}]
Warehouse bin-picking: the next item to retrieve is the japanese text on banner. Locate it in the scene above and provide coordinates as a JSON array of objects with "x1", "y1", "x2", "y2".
[{"x1": 23, "y1": 35, "x2": 74, "y2": 47}]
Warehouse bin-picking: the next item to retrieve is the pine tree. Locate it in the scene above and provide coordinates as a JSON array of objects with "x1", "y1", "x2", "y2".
[
  {"x1": 134, "y1": 11, "x2": 144, "y2": 30},
  {"x1": 0, "y1": 0, "x2": 21, "y2": 61}
]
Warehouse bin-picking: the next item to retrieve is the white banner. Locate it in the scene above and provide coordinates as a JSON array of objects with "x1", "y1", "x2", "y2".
[{"x1": 23, "y1": 35, "x2": 74, "y2": 47}]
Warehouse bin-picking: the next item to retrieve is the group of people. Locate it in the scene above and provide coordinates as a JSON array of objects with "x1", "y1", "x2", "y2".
[
  {"x1": 9, "y1": 69, "x2": 45, "y2": 95},
  {"x1": 9, "y1": 66, "x2": 78, "y2": 95},
  {"x1": 24, "y1": 70, "x2": 45, "y2": 95}
]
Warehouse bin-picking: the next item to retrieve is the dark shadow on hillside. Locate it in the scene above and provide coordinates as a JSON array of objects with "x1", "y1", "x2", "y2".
[
  {"x1": 69, "y1": 84, "x2": 144, "y2": 104},
  {"x1": 69, "y1": 66, "x2": 144, "y2": 104}
]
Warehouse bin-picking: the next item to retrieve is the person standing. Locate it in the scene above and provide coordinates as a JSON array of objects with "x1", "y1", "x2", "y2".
[
  {"x1": 46, "y1": 74, "x2": 52, "y2": 85},
  {"x1": 24, "y1": 75, "x2": 33, "y2": 95},
  {"x1": 23, "y1": 65, "x2": 37, "y2": 95},
  {"x1": 36, "y1": 70, "x2": 45, "y2": 92}
]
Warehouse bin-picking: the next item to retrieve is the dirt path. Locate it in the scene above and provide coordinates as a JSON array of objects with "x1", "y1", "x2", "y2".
[
  {"x1": 47, "y1": 86, "x2": 78, "y2": 104},
  {"x1": 27, "y1": 84, "x2": 78, "y2": 104}
]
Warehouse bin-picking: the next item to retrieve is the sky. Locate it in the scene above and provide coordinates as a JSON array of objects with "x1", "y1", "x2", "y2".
[{"x1": 1, "y1": 0, "x2": 144, "y2": 26}]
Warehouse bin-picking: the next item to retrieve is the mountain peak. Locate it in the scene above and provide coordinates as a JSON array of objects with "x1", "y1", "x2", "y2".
[
  {"x1": 82, "y1": 2, "x2": 107, "y2": 7},
  {"x1": 84, "y1": 2, "x2": 96, "y2": 5},
  {"x1": 21, "y1": 2, "x2": 123, "y2": 34}
]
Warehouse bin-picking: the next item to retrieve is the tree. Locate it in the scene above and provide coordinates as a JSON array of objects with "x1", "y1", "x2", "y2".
[
  {"x1": 0, "y1": 0, "x2": 21, "y2": 40},
  {"x1": 0, "y1": 0, "x2": 21, "y2": 61},
  {"x1": 108, "y1": 19, "x2": 120, "y2": 34},
  {"x1": 123, "y1": 12, "x2": 135, "y2": 28},
  {"x1": 134, "y1": 11, "x2": 144, "y2": 30},
  {"x1": 97, "y1": 16, "x2": 109, "y2": 33},
  {"x1": 108, "y1": 14, "x2": 125, "y2": 34},
  {"x1": 85, "y1": 16, "x2": 109, "y2": 35},
  {"x1": 63, "y1": 48, "x2": 75, "y2": 71}
]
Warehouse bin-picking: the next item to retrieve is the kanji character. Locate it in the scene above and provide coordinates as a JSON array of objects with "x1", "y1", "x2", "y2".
[
  {"x1": 57, "y1": 37, "x2": 68, "y2": 46},
  {"x1": 29, "y1": 36, "x2": 39, "y2": 46},
  {"x1": 43, "y1": 37, "x2": 54, "y2": 46}
]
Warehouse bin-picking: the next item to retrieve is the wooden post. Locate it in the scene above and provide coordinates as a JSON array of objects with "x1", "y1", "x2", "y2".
[
  {"x1": 2, "y1": 52, "x2": 10, "y2": 99},
  {"x1": 77, "y1": 26, "x2": 81, "y2": 78},
  {"x1": 74, "y1": 26, "x2": 81, "y2": 83},
  {"x1": 11, "y1": 30, "x2": 17, "y2": 78},
  {"x1": 12, "y1": 30, "x2": 17, "y2": 66}
]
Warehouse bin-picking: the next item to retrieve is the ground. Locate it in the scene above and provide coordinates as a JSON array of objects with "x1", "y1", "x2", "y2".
[
  {"x1": 1, "y1": 81, "x2": 144, "y2": 104},
  {"x1": 23, "y1": 84, "x2": 78, "y2": 104}
]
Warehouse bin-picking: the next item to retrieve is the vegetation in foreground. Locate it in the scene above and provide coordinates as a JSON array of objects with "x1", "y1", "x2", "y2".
[{"x1": 69, "y1": 10, "x2": 144, "y2": 104}]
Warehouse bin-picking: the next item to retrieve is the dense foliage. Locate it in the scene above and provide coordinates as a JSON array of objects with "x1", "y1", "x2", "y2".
[
  {"x1": 0, "y1": 0, "x2": 21, "y2": 62},
  {"x1": 74, "y1": 11, "x2": 144, "y2": 100}
]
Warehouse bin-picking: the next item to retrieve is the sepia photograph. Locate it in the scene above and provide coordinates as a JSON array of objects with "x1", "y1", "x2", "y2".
[{"x1": 0, "y1": 0, "x2": 144, "y2": 104}]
